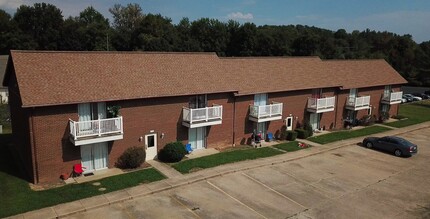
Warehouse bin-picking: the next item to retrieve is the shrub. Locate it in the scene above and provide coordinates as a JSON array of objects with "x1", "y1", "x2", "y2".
[
  {"x1": 295, "y1": 129, "x2": 309, "y2": 139},
  {"x1": 286, "y1": 131, "x2": 298, "y2": 141},
  {"x1": 358, "y1": 115, "x2": 376, "y2": 126},
  {"x1": 116, "y1": 146, "x2": 146, "y2": 169},
  {"x1": 158, "y1": 141, "x2": 187, "y2": 163},
  {"x1": 279, "y1": 125, "x2": 287, "y2": 140},
  {"x1": 303, "y1": 120, "x2": 313, "y2": 137}
]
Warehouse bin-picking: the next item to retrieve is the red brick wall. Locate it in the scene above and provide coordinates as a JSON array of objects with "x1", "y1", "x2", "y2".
[
  {"x1": 233, "y1": 88, "x2": 337, "y2": 144},
  {"x1": 32, "y1": 105, "x2": 79, "y2": 183},
  {"x1": 334, "y1": 85, "x2": 402, "y2": 129},
  {"x1": 7, "y1": 71, "x2": 34, "y2": 183}
]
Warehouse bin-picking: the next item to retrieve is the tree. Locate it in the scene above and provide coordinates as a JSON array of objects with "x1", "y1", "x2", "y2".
[
  {"x1": 13, "y1": 3, "x2": 63, "y2": 50},
  {"x1": 109, "y1": 3, "x2": 145, "y2": 50},
  {"x1": 136, "y1": 13, "x2": 177, "y2": 51},
  {"x1": 175, "y1": 17, "x2": 201, "y2": 51},
  {"x1": 190, "y1": 18, "x2": 228, "y2": 56}
]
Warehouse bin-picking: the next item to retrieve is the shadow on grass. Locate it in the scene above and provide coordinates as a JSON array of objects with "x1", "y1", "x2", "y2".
[{"x1": 0, "y1": 133, "x2": 27, "y2": 180}]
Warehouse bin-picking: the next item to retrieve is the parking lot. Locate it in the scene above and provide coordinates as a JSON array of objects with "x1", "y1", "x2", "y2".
[{"x1": 66, "y1": 128, "x2": 430, "y2": 219}]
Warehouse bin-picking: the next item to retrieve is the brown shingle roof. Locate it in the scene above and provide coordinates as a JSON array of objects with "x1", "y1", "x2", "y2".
[
  {"x1": 6, "y1": 51, "x2": 407, "y2": 108},
  {"x1": 221, "y1": 57, "x2": 341, "y2": 95},
  {"x1": 322, "y1": 60, "x2": 408, "y2": 89},
  {"x1": 8, "y1": 51, "x2": 237, "y2": 107}
]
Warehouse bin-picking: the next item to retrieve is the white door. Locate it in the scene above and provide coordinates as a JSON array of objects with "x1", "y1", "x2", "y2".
[
  {"x1": 189, "y1": 127, "x2": 206, "y2": 150},
  {"x1": 254, "y1": 93, "x2": 268, "y2": 138},
  {"x1": 309, "y1": 113, "x2": 319, "y2": 131},
  {"x1": 348, "y1": 88, "x2": 357, "y2": 105},
  {"x1": 286, "y1": 116, "x2": 293, "y2": 131},
  {"x1": 383, "y1": 85, "x2": 391, "y2": 98},
  {"x1": 145, "y1": 134, "x2": 157, "y2": 160},
  {"x1": 81, "y1": 144, "x2": 94, "y2": 173},
  {"x1": 81, "y1": 142, "x2": 108, "y2": 173}
]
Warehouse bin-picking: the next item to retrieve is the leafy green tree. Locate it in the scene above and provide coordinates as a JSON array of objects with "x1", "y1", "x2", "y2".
[
  {"x1": 190, "y1": 18, "x2": 228, "y2": 56},
  {"x1": 109, "y1": 3, "x2": 145, "y2": 50},
  {"x1": 175, "y1": 17, "x2": 201, "y2": 51},
  {"x1": 136, "y1": 14, "x2": 177, "y2": 51},
  {"x1": 13, "y1": 3, "x2": 63, "y2": 50}
]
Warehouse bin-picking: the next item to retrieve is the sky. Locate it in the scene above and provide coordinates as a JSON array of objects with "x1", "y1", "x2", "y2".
[{"x1": 1, "y1": 0, "x2": 430, "y2": 43}]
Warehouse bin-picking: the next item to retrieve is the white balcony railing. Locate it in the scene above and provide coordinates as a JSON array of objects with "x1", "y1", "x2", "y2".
[
  {"x1": 346, "y1": 96, "x2": 370, "y2": 110},
  {"x1": 182, "y1": 105, "x2": 223, "y2": 128},
  {"x1": 382, "y1": 91, "x2": 403, "y2": 104},
  {"x1": 249, "y1": 102, "x2": 283, "y2": 122},
  {"x1": 69, "y1": 117, "x2": 123, "y2": 145},
  {"x1": 307, "y1": 96, "x2": 335, "y2": 113}
]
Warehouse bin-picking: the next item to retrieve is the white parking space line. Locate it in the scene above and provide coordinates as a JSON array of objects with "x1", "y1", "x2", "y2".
[
  {"x1": 241, "y1": 172, "x2": 307, "y2": 209},
  {"x1": 171, "y1": 195, "x2": 202, "y2": 219},
  {"x1": 206, "y1": 181, "x2": 268, "y2": 219}
]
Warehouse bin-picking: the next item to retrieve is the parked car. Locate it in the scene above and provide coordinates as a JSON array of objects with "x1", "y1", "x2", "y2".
[
  {"x1": 403, "y1": 94, "x2": 422, "y2": 101},
  {"x1": 402, "y1": 94, "x2": 413, "y2": 102},
  {"x1": 362, "y1": 136, "x2": 418, "y2": 157},
  {"x1": 412, "y1": 93, "x2": 430, "y2": 99}
]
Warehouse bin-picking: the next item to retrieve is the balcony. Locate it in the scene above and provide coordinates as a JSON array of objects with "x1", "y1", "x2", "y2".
[
  {"x1": 345, "y1": 96, "x2": 371, "y2": 111},
  {"x1": 249, "y1": 102, "x2": 283, "y2": 123},
  {"x1": 182, "y1": 105, "x2": 223, "y2": 128},
  {"x1": 69, "y1": 117, "x2": 123, "y2": 146},
  {"x1": 307, "y1": 96, "x2": 335, "y2": 113},
  {"x1": 381, "y1": 91, "x2": 403, "y2": 105}
]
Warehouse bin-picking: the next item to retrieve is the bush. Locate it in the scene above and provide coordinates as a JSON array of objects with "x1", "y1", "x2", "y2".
[
  {"x1": 279, "y1": 125, "x2": 287, "y2": 140},
  {"x1": 158, "y1": 141, "x2": 187, "y2": 163},
  {"x1": 295, "y1": 129, "x2": 309, "y2": 139},
  {"x1": 286, "y1": 131, "x2": 298, "y2": 141},
  {"x1": 358, "y1": 115, "x2": 376, "y2": 126},
  {"x1": 116, "y1": 146, "x2": 146, "y2": 169},
  {"x1": 303, "y1": 120, "x2": 313, "y2": 137}
]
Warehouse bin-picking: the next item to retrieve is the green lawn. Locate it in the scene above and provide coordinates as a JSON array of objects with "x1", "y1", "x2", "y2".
[
  {"x1": 307, "y1": 126, "x2": 392, "y2": 144},
  {"x1": 385, "y1": 101, "x2": 430, "y2": 128},
  {"x1": 172, "y1": 147, "x2": 283, "y2": 174},
  {"x1": 0, "y1": 133, "x2": 166, "y2": 218},
  {"x1": 273, "y1": 141, "x2": 311, "y2": 152}
]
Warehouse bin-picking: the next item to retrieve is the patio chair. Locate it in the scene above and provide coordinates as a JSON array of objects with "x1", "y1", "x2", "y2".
[{"x1": 72, "y1": 163, "x2": 85, "y2": 177}]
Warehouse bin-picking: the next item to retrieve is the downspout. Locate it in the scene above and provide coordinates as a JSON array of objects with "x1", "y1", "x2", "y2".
[
  {"x1": 334, "y1": 88, "x2": 340, "y2": 129},
  {"x1": 29, "y1": 108, "x2": 39, "y2": 184},
  {"x1": 232, "y1": 94, "x2": 236, "y2": 147}
]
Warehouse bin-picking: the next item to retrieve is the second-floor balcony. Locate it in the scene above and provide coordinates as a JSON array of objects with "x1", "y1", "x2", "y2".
[
  {"x1": 249, "y1": 102, "x2": 283, "y2": 123},
  {"x1": 69, "y1": 116, "x2": 123, "y2": 146},
  {"x1": 381, "y1": 91, "x2": 403, "y2": 105},
  {"x1": 182, "y1": 104, "x2": 223, "y2": 128},
  {"x1": 307, "y1": 96, "x2": 336, "y2": 113},
  {"x1": 346, "y1": 96, "x2": 371, "y2": 111}
]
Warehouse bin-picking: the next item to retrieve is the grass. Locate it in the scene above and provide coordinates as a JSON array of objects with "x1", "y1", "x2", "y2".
[
  {"x1": 172, "y1": 147, "x2": 283, "y2": 174},
  {"x1": 385, "y1": 101, "x2": 430, "y2": 128},
  {"x1": 307, "y1": 126, "x2": 392, "y2": 144},
  {"x1": 273, "y1": 141, "x2": 311, "y2": 152},
  {"x1": 0, "y1": 133, "x2": 166, "y2": 218}
]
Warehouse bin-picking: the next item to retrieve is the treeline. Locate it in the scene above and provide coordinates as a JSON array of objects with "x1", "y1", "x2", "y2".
[{"x1": 0, "y1": 3, "x2": 429, "y2": 86}]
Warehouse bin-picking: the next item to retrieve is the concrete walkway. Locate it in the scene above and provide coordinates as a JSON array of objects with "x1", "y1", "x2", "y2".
[{"x1": 9, "y1": 121, "x2": 430, "y2": 219}]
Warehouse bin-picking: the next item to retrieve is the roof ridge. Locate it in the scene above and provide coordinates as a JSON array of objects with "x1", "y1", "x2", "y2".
[
  {"x1": 10, "y1": 50, "x2": 218, "y2": 56},
  {"x1": 220, "y1": 56, "x2": 321, "y2": 60}
]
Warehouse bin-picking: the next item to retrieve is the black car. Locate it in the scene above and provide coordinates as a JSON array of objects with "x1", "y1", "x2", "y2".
[
  {"x1": 362, "y1": 136, "x2": 418, "y2": 157},
  {"x1": 412, "y1": 93, "x2": 430, "y2": 99}
]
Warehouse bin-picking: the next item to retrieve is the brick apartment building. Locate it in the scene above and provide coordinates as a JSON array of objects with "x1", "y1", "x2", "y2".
[{"x1": 3, "y1": 51, "x2": 406, "y2": 184}]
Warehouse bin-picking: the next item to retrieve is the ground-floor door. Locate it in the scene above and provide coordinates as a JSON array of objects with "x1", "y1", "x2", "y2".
[
  {"x1": 309, "y1": 113, "x2": 320, "y2": 131},
  {"x1": 285, "y1": 117, "x2": 293, "y2": 131},
  {"x1": 145, "y1": 133, "x2": 157, "y2": 160},
  {"x1": 189, "y1": 127, "x2": 206, "y2": 150},
  {"x1": 81, "y1": 142, "x2": 108, "y2": 174},
  {"x1": 256, "y1": 122, "x2": 267, "y2": 140}
]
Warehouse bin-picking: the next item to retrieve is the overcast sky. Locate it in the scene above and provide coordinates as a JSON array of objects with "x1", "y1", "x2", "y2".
[{"x1": 1, "y1": 0, "x2": 429, "y2": 43}]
